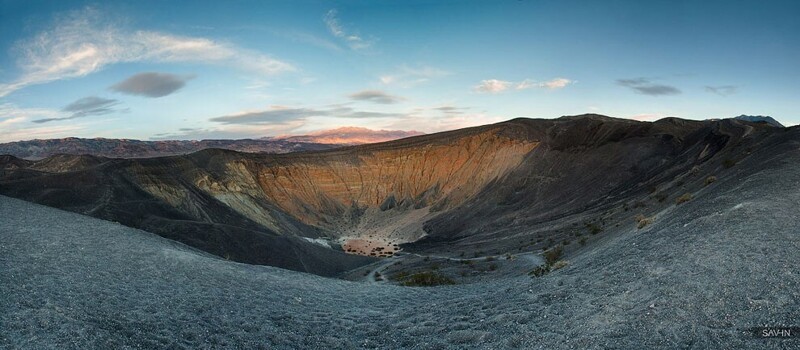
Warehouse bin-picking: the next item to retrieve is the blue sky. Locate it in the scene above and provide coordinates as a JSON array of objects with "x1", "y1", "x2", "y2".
[{"x1": 0, "y1": 0, "x2": 798, "y2": 142}]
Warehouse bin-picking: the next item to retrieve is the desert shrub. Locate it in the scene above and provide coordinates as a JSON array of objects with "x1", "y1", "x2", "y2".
[
  {"x1": 485, "y1": 256, "x2": 495, "y2": 262},
  {"x1": 676, "y1": 193, "x2": 693, "y2": 205},
  {"x1": 394, "y1": 271, "x2": 409, "y2": 280},
  {"x1": 579, "y1": 237, "x2": 588, "y2": 246},
  {"x1": 488, "y1": 263, "x2": 498, "y2": 271},
  {"x1": 723, "y1": 158, "x2": 737, "y2": 168},
  {"x1": 704, "y1": 175, "x2": 717, "y2": 186},
  {"x1": 551, "y1": 260, "x2": 568, "y2": 270},
  {"x1": 402, "y1": 271, "x2": 456, "y2": 287},
  {"x1": 529, "y1": 265, "x2": 550, "y2": 277},
  {"x1": 431, "y1": 263, "x2": 440, "y2": 270},
  {"x1": 543, "y1": 245, "x2": 563, "y2": 266},
  {"x1": 653, "y1": 192, "x2": 668, "y2": 202},
  {"x1": 505, "y1": 253, "x2": 513, "y2": 260},
  {"x1": 585, "y1": 222, "x2": 603, "y2": 235},
  {"x1": 635, "y1": 214, "x2": 654, "y2": 229}
]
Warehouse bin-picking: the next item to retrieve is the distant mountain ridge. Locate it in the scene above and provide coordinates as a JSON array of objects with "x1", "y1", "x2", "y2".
[
  {"x1": 270, "y1": 127, "x2": 424, "y2": 145},
  {"x1": 734, "y1": 115, "x2": 784, "y2": 127},
  {"x1": 0, "y1": 137, "x2": 335, "y2": 160}
]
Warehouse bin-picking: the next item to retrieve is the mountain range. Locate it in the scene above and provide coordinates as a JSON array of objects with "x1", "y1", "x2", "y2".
[
  {"x1": 0, "y1": 137, "x2": 334, "y2": 160},
  {"x1": 0, "y1": 127, "x2": 423, "y2": 160}
]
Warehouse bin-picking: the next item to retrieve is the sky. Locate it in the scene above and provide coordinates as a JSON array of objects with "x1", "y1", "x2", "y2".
[{"x1": 0, "y1": 0, "x2": 798, "y2": 142}]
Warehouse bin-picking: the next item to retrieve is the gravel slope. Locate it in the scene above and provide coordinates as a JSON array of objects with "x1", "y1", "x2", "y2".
[{"x1": 2, "y1": 141, "x2": 799, "y2": 349}]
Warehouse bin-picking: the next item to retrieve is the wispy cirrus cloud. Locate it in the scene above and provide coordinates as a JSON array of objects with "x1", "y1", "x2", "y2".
[
  {"x1": 324, "y1": 9, "x2": 373, "y2": 50},
  {"x1": 379, "y1": 65, "x2": 450, "y2": 87},
  {"x1": 32, "y1": 96, "x2": 121, "y2": 124},
  {"x1": 474, "y1": 79, "x2": 513, "y2": 93},
  {"x1": 617, "y1": 78, "x2": 681, "y2": 96},
  {"x1": 705, "y1": 85, "x2": 738, "y2": 96},
  {"x1": 0, "y1": 103, "x2": 87, "y2": 142},
  {"x1": 0, "y1": 8, "x2": 294, "y2": 97},
  {"x1": 473, "y1": 78, "x2": 573, "y2": 94},
  {"x1": 0, "y1": 103, "x2": 57, "y2": 125},
  {"x1": 349, "y1": 90, "x2": 404, "y2": 104},
  {"x1": 281, "y1": 30, "x2": 342, "y2": 52},
  {"x1": 110, "y1": 72, "x2": 195, "y2": 98}
]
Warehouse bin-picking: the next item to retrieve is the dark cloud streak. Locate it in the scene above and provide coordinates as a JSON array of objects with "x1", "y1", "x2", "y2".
[
  {"x1": 349, "y1": 90, "x2": 404, "y2": 104},
  {"x1": 705, "y1": 85, "x2": 738, "y2": 96},
  {"x1": 110, "y1": 72, "x2": 195, "y2": 98},
  {"x1": 210, "y1": 106, "x2": 404, "y2": 125},
  {"x1": 33, "y1": 96, "x2": 120, "y2": 123},
  {"x1": 211, "y1": 108, "x2": 323, "y2": 125},
  {"x1": 434, "y1": 106, "x2": 469, "y2": 115},
  {"x1": 617, "y1": 78, "x2": 681, "y2": 96}
]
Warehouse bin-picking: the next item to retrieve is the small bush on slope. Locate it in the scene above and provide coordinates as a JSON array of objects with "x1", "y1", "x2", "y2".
[
  {"x1": 676, "y1": 193, "x2": 693, "y2": 205},
  {"x1": 585, "y1": 222, "x2": 603, "y2": 235},
  {"x1": 529, "y1": 265, "x2": 549, "y2": 277},
  {"x1": 530, "y1": 245, "x2": 565, "y2": 278},
  {"x1": 635, "y1": 214, "x2": 654, "y2": 229},
  {"x1": 402, "y1": 272, "x2": 456, "y2": 287},
  {"x1": 543, "y1": 245, "x2": 563, "y2": 266}
]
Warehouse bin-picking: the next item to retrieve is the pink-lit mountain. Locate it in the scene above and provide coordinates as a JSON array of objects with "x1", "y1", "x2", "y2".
[{"x1": 270, "y1": 127, "x2": 424, "y2": 145}]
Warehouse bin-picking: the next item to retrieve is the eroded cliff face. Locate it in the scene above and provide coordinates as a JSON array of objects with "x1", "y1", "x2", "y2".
[
  {"x1": 250, "y1": 129, "x2": 538, "y2": 229},
  {"x1": 124, "y1": 126, "x2": 538, "y2": 256}
]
